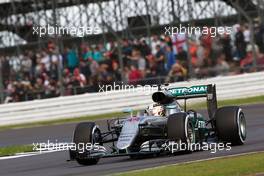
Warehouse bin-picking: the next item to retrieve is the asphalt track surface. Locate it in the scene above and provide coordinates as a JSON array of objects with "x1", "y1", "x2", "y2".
[{"x1": 0, "y1": 104, "x2": 263, "y2": 176}]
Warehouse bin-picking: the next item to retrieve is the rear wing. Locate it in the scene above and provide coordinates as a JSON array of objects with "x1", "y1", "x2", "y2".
[
  {"x1": 168, "y1": 84, "x2": 217, "y2": 119},
  {"x1": 156, "y1": 84, "x2": 217, "y2": 119}
]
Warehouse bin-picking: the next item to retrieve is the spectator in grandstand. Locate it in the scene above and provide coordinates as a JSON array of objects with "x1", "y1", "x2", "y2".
[
  {"x1": 112, "y1": 61, "x2": 122, "y2": 81},
  {"x1": 127, "y1": 48, "x2": 144, "y2": 70},
  {"x1": 128, "y1": 65, "x2": 142, "y2": 84},
  {"x1": 165, "y1": 45, "x2": 175, "y2": 71},
  {"x1": 144, "y1": 54, "x2": 158, "y2": 81},
  {"x1": 164, "y1": 35, "x2": 173, "y2": 48},
  {"x1": 62, "y1": 67, "x2": 71, "y2": 84},
  {"x1": 49, "y1": 58, "x2": 59, "y2": 81},
  {"x1": 65, "y1": 47, "x2": 79, "y2": 72},
  {"x1": 4, "y1": 80, "x2": 15, "y2": 103},
  {"x1": 79, "y1": 58, "x2": 91, "y2": 81},
  {"x1": 155, "y1": 44, "x2": 166, "y2": 75},
  {"x1": 151, "y1": 35, "x2": 161, "y2": 55},
  {"x1": 122, "y1": 39, "x2": 132, "y2": 57},
  {"x1": 97, "y1": 64, "x2": 114, "y2": 85},
  {"x1": 243, "y1": 24, "x2": 250, "y2": 45},
  {"x1": 1, "y1": 56, "x2": 10, "y2": 83},
  {"x1": 196, "y1": 48, "x2": 214, "y2": 78},
  {"x1": 196, "y1": 38, "x2": 205, "y2": 67},
  {"x1": 137, "y1": 53, "x2": 146, "y2": 76},
  {"x1": 240, "y1": 44, "x2": 259, "y2": 70},
  {"x1": 35, "y1": 57, "x2": 47, "y2": 78},
  {"x1": 81, "y1": 44, "x2": 93, "y2": 61},
  {"x1": 165, "y1": 62, "x2": 187, "y2": 83},
  {"x1": 176, "y1": 46, "x2": 188, "y2": 63},
  {"x1": 211, "y1": 36, "x2": 223, "y2": 61},
  {"x1": 140, "y1": 39, "x2": 151, "y2": 57},
  {"x1": 13, "y1": 82, "x2": 26, "y2": 102},
  {"x1": 101, "y1": 51, "x2": 113, "y2": 71},
  {"x1": 107, "y1": 41, "x2": 118, "y2": 58},
  {"x1": 93, "y1": 46, "x2": 104, "y2": 63},
  {"x1": 33, "y1": 77, "x2": 45, "y2": 98},
  {"x1": 28, "y1": 50, "x2": 37, "y2": 77},
  {"x1": 189, "y1": 40, "x2": 198, "y2": 67},
  {"x1": 234, "y1": 25, "x2": 247, "y2": 60},
  {"x1": 40, "y1": 51, "x2": 51, "y2": 72},
  {"x1": 220, "y1": 33, "x2": 232, "y2": 62},
  {"x1": 214, "y1": 54, "x2": 230, "y2": 75},
  {"x1": 20, "y1": 53, "x2": 32, "y2": 77},
  {"x1": 43, "y1": 73, "x2": 59, "y2": 98},
  {"x1": 200, "y1": 28, "x2": 212, "y2": 51},
  {"x1": 89, "y1": 58, "x2": 99, "y2": 76},
  {"x1": 72, "y1": 68, "x2": 87, "y2": 88}
]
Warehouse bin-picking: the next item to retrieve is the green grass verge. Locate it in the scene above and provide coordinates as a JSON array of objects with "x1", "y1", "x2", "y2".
[
  {"x1": 0, "y1": 95, "x2": 263, "y2": 131},
  {"x1": 0, "y1": 145, "x2": 33, "y2": 157},
  {"x1": 115, "y1": 152, "x2": 264, "y2": 176}
]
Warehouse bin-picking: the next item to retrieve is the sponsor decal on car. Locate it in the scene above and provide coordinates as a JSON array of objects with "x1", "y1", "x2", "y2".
[{"x1": 169, "y1": 85, "x2": 207, "y2": 96}]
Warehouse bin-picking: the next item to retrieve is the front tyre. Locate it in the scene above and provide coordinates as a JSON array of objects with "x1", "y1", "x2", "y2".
[
  {"x1": 167, "y1": 113, "x2": 195, "y2": 153},
  {"x1": 215, "y1": 106, "x2": 246, "y2": 145},
  {"x1": 70, "y1": 122, "x2": 101, "y2": 165}
]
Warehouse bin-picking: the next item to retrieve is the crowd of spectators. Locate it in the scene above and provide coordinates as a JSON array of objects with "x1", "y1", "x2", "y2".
[{"x1": 1, "y1": 23, "x2": 264, "y2": 103}]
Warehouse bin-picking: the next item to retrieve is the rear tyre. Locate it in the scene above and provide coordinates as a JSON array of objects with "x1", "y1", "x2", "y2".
[
  {"x1": 71, "y1": 122, "x2": 101, "y2": 165},
  {"x1": 167, "y1": 113, "x2": 195, "y2": 153},
  {"x1": 215, "y1": 106, "x2": 246, "y2": 145}
]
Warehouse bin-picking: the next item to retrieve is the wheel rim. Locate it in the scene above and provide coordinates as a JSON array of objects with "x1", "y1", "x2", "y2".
[
  {"x1": 187, "y1": 121, "x2": 195, "y2": 143},
  {"x1": 239, "y1": 113, "x2": 246, "y2": 140}
]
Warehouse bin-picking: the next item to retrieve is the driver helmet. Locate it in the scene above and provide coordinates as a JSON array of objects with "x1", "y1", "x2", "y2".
[{"x1": 147, "y1": 103, "x2": 166, "y2": 117}]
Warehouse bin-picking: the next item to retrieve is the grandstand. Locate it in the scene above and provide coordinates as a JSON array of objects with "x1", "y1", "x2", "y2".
[{"x1": 0, "y1": 0, "x2": 263, "y2": 103}]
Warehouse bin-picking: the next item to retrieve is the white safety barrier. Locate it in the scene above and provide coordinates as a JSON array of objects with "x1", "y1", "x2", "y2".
[{"x1": 0, "y1": 72, "x2": 263, "y2": 126}]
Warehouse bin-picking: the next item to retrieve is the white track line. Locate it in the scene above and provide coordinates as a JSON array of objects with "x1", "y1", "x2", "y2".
[{"x1": 0, "y1": 150, "x2": 59, "y2": 160}]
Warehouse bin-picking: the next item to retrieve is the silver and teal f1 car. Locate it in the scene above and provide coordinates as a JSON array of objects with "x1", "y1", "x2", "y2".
[{"x1": 69, "y1": 84, "x2": 247, "y2": 165}]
